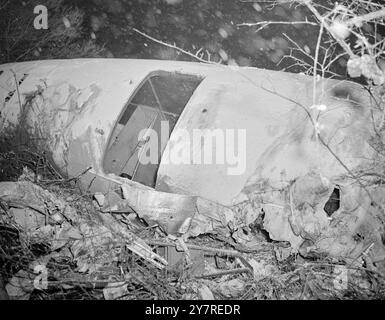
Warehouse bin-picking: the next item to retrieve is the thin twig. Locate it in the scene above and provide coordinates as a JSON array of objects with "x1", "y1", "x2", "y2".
[
  {"x1": 254, "y1": 83, "x2": 377, "y2": 205},
  {"x1": 131, "y1": 28, "x2": 218, "y2": 65},
  {"x1": 237, "y1": 20, "x2": 318, "y2": 28},
  {"x1": 10, "y1": 69, "x2": 22, "y2": 114},
  {"x1": 302, "y1": 1, "x2": 355, "y2": 58}
]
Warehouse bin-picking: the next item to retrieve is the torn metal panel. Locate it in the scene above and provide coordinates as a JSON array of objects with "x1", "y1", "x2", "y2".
[
  {"x1": 100, "y1": 181, "x2": 235, "y2": 236},
  {"x1": 0, "y1": 181, "x2": 167, "y2": 270},
  {"x1": 251, "y1": 172, "x2": 385, "y2": 260},
  {"x1": 103, "y1": 183, "x2": 197, "y2": 234}
]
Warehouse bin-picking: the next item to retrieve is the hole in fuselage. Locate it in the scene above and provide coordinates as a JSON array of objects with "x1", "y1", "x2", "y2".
[{"x1": 324, "y1": 187, "x2": 340, "y2": 216}]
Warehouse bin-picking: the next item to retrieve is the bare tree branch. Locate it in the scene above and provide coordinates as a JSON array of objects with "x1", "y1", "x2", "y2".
[
  {"x1": 237, "y1": 20, "x2": 318, "y2": 28},
  {"x1": 301, "y1": 1, "x2": 356, "y2": 58},
  {"x1": 347, "y1": 8, "x2": 385, "y2": 27}
]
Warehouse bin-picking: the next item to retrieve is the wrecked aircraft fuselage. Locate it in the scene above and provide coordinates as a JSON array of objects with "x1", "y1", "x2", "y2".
[{"x1": 1, "y1": 59, "x2": 384, "y2": 262}]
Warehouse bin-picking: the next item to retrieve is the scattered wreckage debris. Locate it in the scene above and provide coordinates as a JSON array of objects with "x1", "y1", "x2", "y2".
[
  {"x1": 1, "y1": 167, "x2": 385, "y2": 300},
  {"x1": 0, "y1": 180, "x2": 166, "y2": 271},
  {"x1": 1, "y1": 59, "x2": 385, "y2": 299}
]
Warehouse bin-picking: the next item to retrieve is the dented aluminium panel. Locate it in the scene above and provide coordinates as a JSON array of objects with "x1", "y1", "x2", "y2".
[
  {"x1": 0, "y1": 59, "x2": 383, "y2": 250},
  {"x1": 0, "y1": 58, "x2": 378, "y2": 201}
]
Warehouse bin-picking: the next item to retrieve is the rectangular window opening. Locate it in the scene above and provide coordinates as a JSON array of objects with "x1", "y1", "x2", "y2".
[{"x1": 103, "y1": 71, "x2": 203, "y2": 188}]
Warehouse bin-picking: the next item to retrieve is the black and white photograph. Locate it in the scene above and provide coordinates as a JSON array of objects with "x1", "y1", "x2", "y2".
[{"x1": 1, "y1": 0, "x2": 385, "y2": 305}]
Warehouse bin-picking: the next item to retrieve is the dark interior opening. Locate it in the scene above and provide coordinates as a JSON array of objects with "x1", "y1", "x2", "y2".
[
  {"x1": 103, "y1": 71, "x2": 203, "y2": 188},
  {"x1": 324, "y1": 187, "x2": 340, "y2": 216}
]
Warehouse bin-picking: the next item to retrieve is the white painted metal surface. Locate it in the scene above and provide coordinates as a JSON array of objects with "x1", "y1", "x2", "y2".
[{"x1": 0, "y1": 59, "x2": 377, "y2": 208}]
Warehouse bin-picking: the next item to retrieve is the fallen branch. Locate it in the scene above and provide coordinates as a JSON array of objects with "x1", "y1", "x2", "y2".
[
  {"x1": 195, "y1": 268, "x2": 252, "y2": 279},
  {"x1": 147, "y1": 240, "x2": 244, "y2": 257},
  {"x1": 43, "y1": 166, "x2": 91, "y2": 184},
  {"x1": 98, "y1": 213, "x2": 168, "y2": 269}
]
